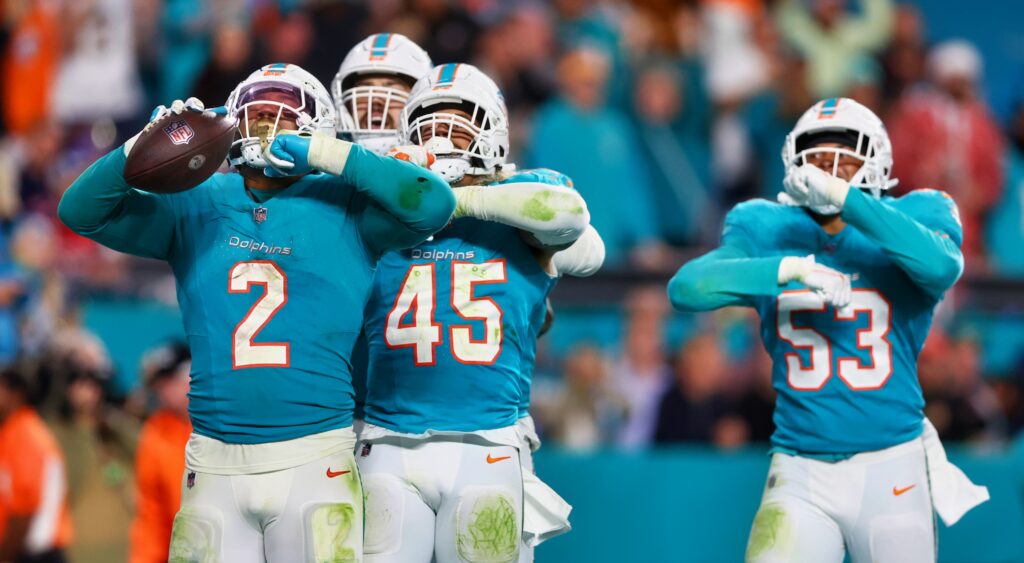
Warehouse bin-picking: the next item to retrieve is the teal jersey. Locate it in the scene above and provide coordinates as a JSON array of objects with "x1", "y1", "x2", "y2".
[
  {"x1": 362, "y1": 170, "x2": 569, "y2": 434},
  {"x1": 59, "y1": 146, "x2": 454, "y2": 444},
  {"x1": 726, "y1": 190, "x2": 962, "y2": 453}
]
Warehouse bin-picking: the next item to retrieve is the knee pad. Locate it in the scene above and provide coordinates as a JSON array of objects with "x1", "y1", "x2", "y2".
[
  {"x1": 745, "y1": 503, "x2": 792, "y2": 562},
  {"x1": 362, "y1": 473, "x2": 407, "y2": 555},
  {"x1": 169, "y1": 507, "x2": 222, "y2": 563},
  {"x1": 455, "y1": 487, "x2": 520, "y2": 563},
  {"x1": 305, "y1": 502, "x2": 360, "y2": 563}
]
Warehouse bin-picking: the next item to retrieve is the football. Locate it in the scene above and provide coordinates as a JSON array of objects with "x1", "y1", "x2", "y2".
[{"x1": 124, "y1": 111, "x2": 237, "y2": 193}]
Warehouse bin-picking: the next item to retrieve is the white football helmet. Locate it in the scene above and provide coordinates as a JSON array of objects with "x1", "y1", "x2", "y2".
[
  {"x1": 331, "y1": 33, "x2": 432, "y2": 156},
  {"x1": 226, "y1": 63, "x2": 336, "y2": 169},
  {"x1": 782, "y1": 97, "x2": 897, "y2": 215},
  {"x1": 400, "y1": 63, "x2": 510, "y2": 184}
]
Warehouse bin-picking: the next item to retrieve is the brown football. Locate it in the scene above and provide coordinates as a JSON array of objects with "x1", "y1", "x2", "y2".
[{"x1": 124, "y1": 111, "x2": 237, "y2": 193}]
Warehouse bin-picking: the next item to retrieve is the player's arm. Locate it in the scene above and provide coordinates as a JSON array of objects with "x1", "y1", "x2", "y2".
[
  {"x1": 453, "y1": 181, "x2": 590, "y2": 253},
  {"x1": 57, "y1": 146, "x2": 176, "y2": 260},
  {"x1": 668, "y1": 205, "x2": 852, "y2": 311},
  {"x1": 265, "y1": 136, "x2": 455, "y2": 253},
  {"x1": 787, "y1": 164, "x2": 963, "y2": 298},
  {"x1": 551, "y1": 225, "x2": 605, "y2": 277},
  {"x1": 842, "y1": 188, "x2": 963, "y2": 298}
]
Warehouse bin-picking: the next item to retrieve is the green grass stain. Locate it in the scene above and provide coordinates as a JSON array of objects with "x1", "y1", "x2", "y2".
[
  {"x1": 746, "y1": 505, "x2": 787, "y2": 560},
  {"x1": 457, "y1": 495, "x2": 519, "y2": 562},
  {"x1": 522, "y1": 193, "x2": 556, "y2": 221},
  {"x1": 311, "y1": 503, "x2": 357, "y2": 563},
  {"x1": 399, "y1": 182, "x2": 427, "y2": 211},
  {"x1": 168, "y1": 512, "x2": 215, "y2": 563}
]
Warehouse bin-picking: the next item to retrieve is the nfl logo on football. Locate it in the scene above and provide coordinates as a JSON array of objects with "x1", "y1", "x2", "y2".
[{"x1": 163, "y1": 120, "x2": 195, "y2": 145}]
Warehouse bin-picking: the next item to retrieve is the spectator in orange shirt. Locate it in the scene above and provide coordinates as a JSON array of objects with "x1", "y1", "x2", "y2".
[
  {"x1": 0, "y1": 366, "x2": 72, "y2": 563},
  {"x1": 129, "y1": 342, "x2": 191, "y2": 563}
]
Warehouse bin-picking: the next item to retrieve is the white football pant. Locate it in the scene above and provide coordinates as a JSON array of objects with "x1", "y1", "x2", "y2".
[
  {"x1": 358, "y1": 434, "x2": 523, "y2": 563},
  {"x1": 746, "y1": 436, "x2": 935, "y2": 563},
  {"x1": 168, "y1": 448, "x2": 363, "y2": 562}
]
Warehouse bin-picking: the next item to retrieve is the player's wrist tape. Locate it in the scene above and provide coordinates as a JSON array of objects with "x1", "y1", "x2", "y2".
[
  {"x1": 778, "y1": 256, "x2": 810, "y2": 284},
  {"x1": 306, "y1": 134, "x2": 353, "y2": 176}
]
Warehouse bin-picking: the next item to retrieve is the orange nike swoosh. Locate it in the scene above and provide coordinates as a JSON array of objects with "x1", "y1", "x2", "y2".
[
  {"x1": 893, "y1": 484, "x2": 916, "y2": 496},
  {"x1": 326, "y1": 468, "x2": 351, "y2": 478},
  {"x1": 486, "y1": 454, "x2": 511, "y2": 464}
]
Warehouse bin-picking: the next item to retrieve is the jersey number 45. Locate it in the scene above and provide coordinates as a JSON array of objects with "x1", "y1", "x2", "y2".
[{"x1": 385, "y1": 260, "x2": 507, "y2": 366}]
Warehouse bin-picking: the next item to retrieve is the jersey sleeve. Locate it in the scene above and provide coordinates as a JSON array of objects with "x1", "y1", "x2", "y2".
[
  {"x1": 340, "y1": 144, "x2": 456, "y2": 255},
  {"x1": 667, "y1": 201, "x2": 784, "y2": 312},
  {"x1": 841, "y1": 188, "x2": 963, "y2": 299},
  {"x1": 57, "y1": 147, "x2": 177, "y2": 260}
]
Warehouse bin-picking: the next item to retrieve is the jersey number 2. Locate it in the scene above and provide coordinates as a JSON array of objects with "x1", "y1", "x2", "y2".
[
  {"x1": 230, "y1": 261, "x2": 289, "y2": 369},
  {"x1": 777, "y1": 289, "x2": 892, "y2": 391},
  {"x1": 385, "y1": 260, "x2": 507, "y2": 366}
]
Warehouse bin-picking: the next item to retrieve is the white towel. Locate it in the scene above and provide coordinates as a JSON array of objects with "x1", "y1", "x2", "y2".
[
  {"x1": 522, "y1": 470, "x2": 573, "y2": 547},
  {"x1": 922, "y1": 418, "x2": 990, "y2": 526}
]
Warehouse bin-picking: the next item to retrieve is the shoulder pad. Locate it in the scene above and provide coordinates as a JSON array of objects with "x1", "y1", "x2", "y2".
[{"x1": 894, "y1": 189, "x2": 963, "y2": 246}]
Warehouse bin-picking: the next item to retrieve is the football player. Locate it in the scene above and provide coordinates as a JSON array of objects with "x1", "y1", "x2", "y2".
[
  {"x1": 332, "y1": 33, "x2": 432, "y2": 155},
  {"x1": 58, "y1": 63, "x2": 456, "y2": 562},
  {"x1": 667, "y1": 97, "x2": 988, "y2": 562},
  {"x1": 356, "y1": 63, "x2": 597, "y2": 563}
]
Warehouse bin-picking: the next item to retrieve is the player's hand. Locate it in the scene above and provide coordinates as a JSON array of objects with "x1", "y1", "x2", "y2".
[
  {"x1": 387, "y1": 145, "x2": 436, "y2": 169},
  {"x1": 778, "y1": 254, "x2": 852, "y2": 309},
  {"x1": 263, "y1": 131, "x2": 314, "y2": 177},
  {"x1": 126, "y1": 98, "x2": 226, "y2": 156},
  {"x1": 783, "y1": 164, "x2": 850, "y2": 213}
]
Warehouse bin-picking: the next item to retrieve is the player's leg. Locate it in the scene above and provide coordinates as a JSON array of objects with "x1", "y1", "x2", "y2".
[
  {"x1": 358, "y1": 441, "x2": 436, "y2": 563},
  {"x1": 843, "y1": 440, "x2": 935, "y2": 563},
  {"x1": 262, "y1": 449, "x2": 364, "y2": 563},
  {"x1": 434, "y1": 441, "x2": 523, "y2": 563},
  {"x1": 745, "y1": 454, "x2": 846, "y2": 563},
  {"x1": 169, "y1": 470, "x2": 264, "y2": 563}
]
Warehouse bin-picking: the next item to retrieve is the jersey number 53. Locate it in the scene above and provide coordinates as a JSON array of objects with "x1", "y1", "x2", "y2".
[
  {"x1": 385, "y1": 260, "x2": 507, "y2": 366},
  {"x1": 777, "y1": 289, "x2": 893, "y2": 391}
]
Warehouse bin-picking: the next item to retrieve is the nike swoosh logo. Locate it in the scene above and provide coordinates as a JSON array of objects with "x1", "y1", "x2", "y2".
[
  {"x1": 486, "y1": 454, "x2": 511, "y2": 464},
  {"x1": 893, "y1": 484, "x2": 916, "y2": 496},
  {"x1": 326, "y1": 468, "x2": 351, "y2": 478}
]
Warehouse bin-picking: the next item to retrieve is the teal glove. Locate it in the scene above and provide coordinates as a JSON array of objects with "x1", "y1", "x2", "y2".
[{"x1": 263, "y1": 133, "x2": 314, "y2": 177}]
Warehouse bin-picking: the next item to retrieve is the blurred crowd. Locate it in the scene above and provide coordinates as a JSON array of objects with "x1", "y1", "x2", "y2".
[{"x1": 2, "y1": 0, "x2": 1024, "y2": 560}]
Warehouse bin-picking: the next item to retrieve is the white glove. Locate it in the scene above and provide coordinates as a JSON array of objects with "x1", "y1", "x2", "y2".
[
  {"x1": 125, "y1": 97, "x2": 223, "y2": 156},
  {"x1": 783, "y1": 163, "x2": 850, "y2": 215},
  {"x1": 778, "y1": 254, "x2": 852, "y2": 309},
  {"x1": 386, "y1": 145, "x2": 436, "y2": 168}
]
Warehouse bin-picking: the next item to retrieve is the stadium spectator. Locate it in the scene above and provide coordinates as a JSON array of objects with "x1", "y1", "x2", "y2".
[
  {"x1": 0, "y1": 365, "x2": 73, "y2": 562},
  {"x1": 632, "y1": 62, "x2": 714, "y2": 246},
  {"x1": 1, "y1": 0, "x2": 60, "y2": 135},
  {"x1": 888, "y1": 40, "x2": 1004, "y2": 267},
  {"x1": 731, "y1": 345, "x2": 776, "y2": 443},
  {"x1": 986, "y1": 100, "x2": 1024, "y2": 276},
  {"x1": 879, "y1": 3, "x2": 927, "y2": 104},
  {"x1": 130, "y1": 342, "x2": 191, "y2": 563},
  {"x1": 190, "y1": 24, "x2": 255, "y2": 107},
  {"x1": 51, "y1": 0, "x2": 144, "y2": 128},
  {"x1": 776, "y1": 0, "x2": 895, "y2": 98},
  {"x1": 43, "y1": 329, "x2": 135, "y2": 563},
  {"x1": 536, "y1": 344, "x2": 627, "y2": 450},
  {"x1": 612, "y1": 286, "x2": 672, "y2": 449},
  {"x1": 526, "y1": 47, "x2": 667, "y2": 268},
  {"x1": 653, "y1": 331, "x2": 739, "y2": 446}
]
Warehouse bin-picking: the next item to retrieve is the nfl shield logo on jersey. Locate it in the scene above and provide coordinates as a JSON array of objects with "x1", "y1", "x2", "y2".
[
  {"x1": 163, "y1": 120, "x2": 195, "y2": 145},
  {"x1": 253, "y1": 207, "x2": 268, "y2": 224}
]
